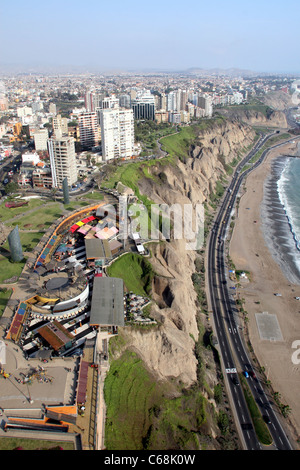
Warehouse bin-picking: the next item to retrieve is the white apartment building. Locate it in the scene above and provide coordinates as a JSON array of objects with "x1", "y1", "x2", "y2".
[
  {"x1": 48, "y1": 136, "x2": 77, "y2": 188},
  {"x1": 166, "y1": 90, "x2": 188, "y2": 112},
  {"x1": 100, "y1": 107, "x2": 134, "y2": 161},
  {"x1": 33, "y1": 128, "x2": 49, "y2": 151}
]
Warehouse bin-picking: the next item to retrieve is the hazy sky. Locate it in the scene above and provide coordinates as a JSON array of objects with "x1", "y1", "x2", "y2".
[{"x1": 1, "y1": 0, "x2": 299, "y2": 73}]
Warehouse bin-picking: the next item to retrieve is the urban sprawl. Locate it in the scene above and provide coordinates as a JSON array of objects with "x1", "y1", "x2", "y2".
[{"x1": 0, "y1": 71, "x2": 297, "y2": 450}]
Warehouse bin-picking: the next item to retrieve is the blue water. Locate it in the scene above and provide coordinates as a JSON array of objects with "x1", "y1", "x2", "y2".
[{"x1": 277, "y1": 157, "x2": 300, "y2": 252}]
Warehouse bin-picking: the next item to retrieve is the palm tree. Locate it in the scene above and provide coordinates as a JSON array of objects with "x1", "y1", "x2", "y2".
[{"x1": 51, "y1": 187, "x2": 58, "y2": 201}]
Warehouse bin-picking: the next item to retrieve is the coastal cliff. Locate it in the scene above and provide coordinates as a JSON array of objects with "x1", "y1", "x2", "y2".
[
  {"x1": 218, "y1": 107, "x2": 288, "y2": 128},
  {"x1": 105, "y1": 118, "x2": 257, "y2": 449},
  {"x1": 109, "y1": 118, "x2": 256, "y2": 385}
]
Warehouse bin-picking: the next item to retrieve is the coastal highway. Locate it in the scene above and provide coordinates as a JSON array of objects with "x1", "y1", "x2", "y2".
[{"x1": 207, "y1": 132, "x2": 298, "y2": 450}]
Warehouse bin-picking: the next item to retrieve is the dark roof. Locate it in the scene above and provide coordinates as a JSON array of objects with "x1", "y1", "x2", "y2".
[
  {"x1": 90, "y1": 277, "x2": 124, "y2": 327},
  {"x1": 38, "y1": 320, "x2": 73, "y2": 351},
  {"x1": 76, "y1": 360, "x2": 89, "y2": 404}
]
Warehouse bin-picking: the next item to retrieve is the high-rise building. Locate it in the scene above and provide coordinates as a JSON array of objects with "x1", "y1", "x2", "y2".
[
  {"x1": 100, "y1": 107, "x2": 134, "y2": 161},
  {"x1": 33, "y1": 128, "x2": 49, "y2": 151},
  {"x1": 0, "y1": 81, "x2": 8, "y2": 111},
  {"x1": 179, "y1": 90, "x2": 188, "y2": 111},
  {"x1": 101, "y1": 95, "x2": 119, "y2": 110},
  {"x1": 119, "y1": 94, "x2": 131, "y2": 109},
  {"x1": 48, "y1": 136, "x2": 77, "y2": 188},
  {"x1": 156, "y1": 93, "x2": 167, "y2": 111},
  {"x1": 85, "y1": 90, "x2": 106, "y2": 112},
  {"x1": 52, "y1": 114, "x2": 68, "y2": 138},
  {"x1": 166, "y1": 90, "x2": 188, "y2": 112},
  {"x1": 167, "y1": 91, "x2": 177, "y2": 112},
  {"x1": 131, "y1": 90, "x2": 155, "y2": 120},
  {"x1": 198, "y1": 95, "x2": 213, "y2": 117},
  {"x1": 85, "y1": 90, "x2": 94, "y2": 112},
  {"x1": 78, "y1": 112, "x2": 99, "y2": 149}
]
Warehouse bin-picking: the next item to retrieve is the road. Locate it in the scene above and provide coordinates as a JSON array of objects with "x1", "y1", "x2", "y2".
[
  {"x1": 207, "y1": 131, "x2": 298, "y2": 450},
  {"x1": 0, "y1": 152, "x2": 22, "y2": 189}
]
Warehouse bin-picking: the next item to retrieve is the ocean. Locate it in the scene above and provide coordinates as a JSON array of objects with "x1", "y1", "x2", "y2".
[
  {"x1": 261, "y1": 156, "x2": 300, "y2": 285},
  {"x1": 277, "y1": 157, "x2": 300, "y2": 252}
]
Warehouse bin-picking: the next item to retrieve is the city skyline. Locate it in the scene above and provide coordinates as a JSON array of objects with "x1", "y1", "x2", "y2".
[{"x1": 1, "y1": 0, "x2": 300, "y2": 75}]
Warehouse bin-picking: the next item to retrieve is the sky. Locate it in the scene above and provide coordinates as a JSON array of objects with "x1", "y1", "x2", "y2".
[{"x1": 0, "y1": 0, "x2": 299, "y2": 74}]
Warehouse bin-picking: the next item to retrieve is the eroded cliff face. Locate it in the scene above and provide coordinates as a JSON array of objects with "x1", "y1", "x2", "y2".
[
  {"x1": 140, "y1": 118, "x2": 256, "y2": 208},
  {"x1": 219, "y1": 108, "x2": 288, "y2": 128},
  {"x1": 261, "y1": 90, "x2": 293, "y2": 111},
  {"x1": 116, "y1": 119, "x2": 257, "y2": 388}
]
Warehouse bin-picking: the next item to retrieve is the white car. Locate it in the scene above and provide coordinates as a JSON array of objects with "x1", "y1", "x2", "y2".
[
  {"x1": 274, "y1": 293, "x2": 282, "y2": 297},
  {"x1": 295, "y1": 297, "x2": 300, "y2": 300}
]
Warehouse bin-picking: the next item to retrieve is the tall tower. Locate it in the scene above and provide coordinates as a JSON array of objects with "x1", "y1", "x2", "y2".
[
  {"x1": 8, "y1": 226, "x2": 23, "y2": 262},
  {"x1": 78, "y1": 112, "x2": 99, "y2": 149},
  {"x1": 100, "y1": 107, "x2": 134, "y2": 161},
  {"x1": 52, "y1": 114, "x2": 68, "y2": 138},
  {"x1": 48, "y1": 136, "x2": 77, "y2": 188},
  {"x1": 131, "y1": 90, "x2": 155, "y2": 120}
]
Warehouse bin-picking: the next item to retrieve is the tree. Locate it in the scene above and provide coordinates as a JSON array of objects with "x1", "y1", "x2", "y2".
[{"x1": 4, "y1": 182, "x2": 19, "y2": 195}]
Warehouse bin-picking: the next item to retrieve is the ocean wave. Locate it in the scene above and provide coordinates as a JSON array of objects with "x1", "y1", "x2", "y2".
[{"x1": 277, "y1": 158, "x2": 300, "y2": 253}]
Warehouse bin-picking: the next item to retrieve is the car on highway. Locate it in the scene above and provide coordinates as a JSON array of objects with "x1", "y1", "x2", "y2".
[
  {"x1": 243, "y1": 371, "x2": 249, "y2": 378},
  {"x1": 249, "y1": 370, "x2": 256, "y2": 379},
  {"x1": 241, "y1": 423, "x2": 253, "y2": 431},
  {"x1": 232, "y1": 376, "x2": 239, "y2": 386},
  {"x1": 263, "y1": 415, "x2": 271, "y2": 424}
]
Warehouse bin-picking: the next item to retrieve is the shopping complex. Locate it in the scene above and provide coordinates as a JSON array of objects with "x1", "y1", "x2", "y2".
[
  {"x1": 6, "y1": 202, "x2": 126, "y2": 349},
  {"x1": 0, "y1": 197, "x2": 147, "y2": 448}
]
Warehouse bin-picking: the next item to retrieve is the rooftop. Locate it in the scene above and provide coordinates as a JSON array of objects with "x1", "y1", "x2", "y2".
[
  {"x1": 84, "y1": 238, "x2": 111, "y2": 260},
  {"x1": 90, "y1": 277, "x2": 124, "y2": 327}
]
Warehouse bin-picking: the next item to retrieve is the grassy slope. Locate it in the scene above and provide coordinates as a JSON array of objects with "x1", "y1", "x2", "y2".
[
  {"x1": 0, "y1": 437, "x2": 74, "y2": 450},
  {"x1": 104, "y1": 348, "x2": 210, "y2": 450},
  {"x1": 107, "y1": 253, "x2": 154, "y2": 296}
]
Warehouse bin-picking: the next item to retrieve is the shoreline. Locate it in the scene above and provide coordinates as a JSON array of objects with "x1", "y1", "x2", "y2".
[
  {"x1": 261, "y1": 156, "x2": 300, "y2": 285},
  {"x1": 229, "y1": 139, "x2": 300, "y2": 441}
]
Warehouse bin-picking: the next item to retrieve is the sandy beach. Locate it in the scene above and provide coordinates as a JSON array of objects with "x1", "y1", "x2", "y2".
[{"x1": 229, "y1": 139, "x2": 300, "y2": 441}]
